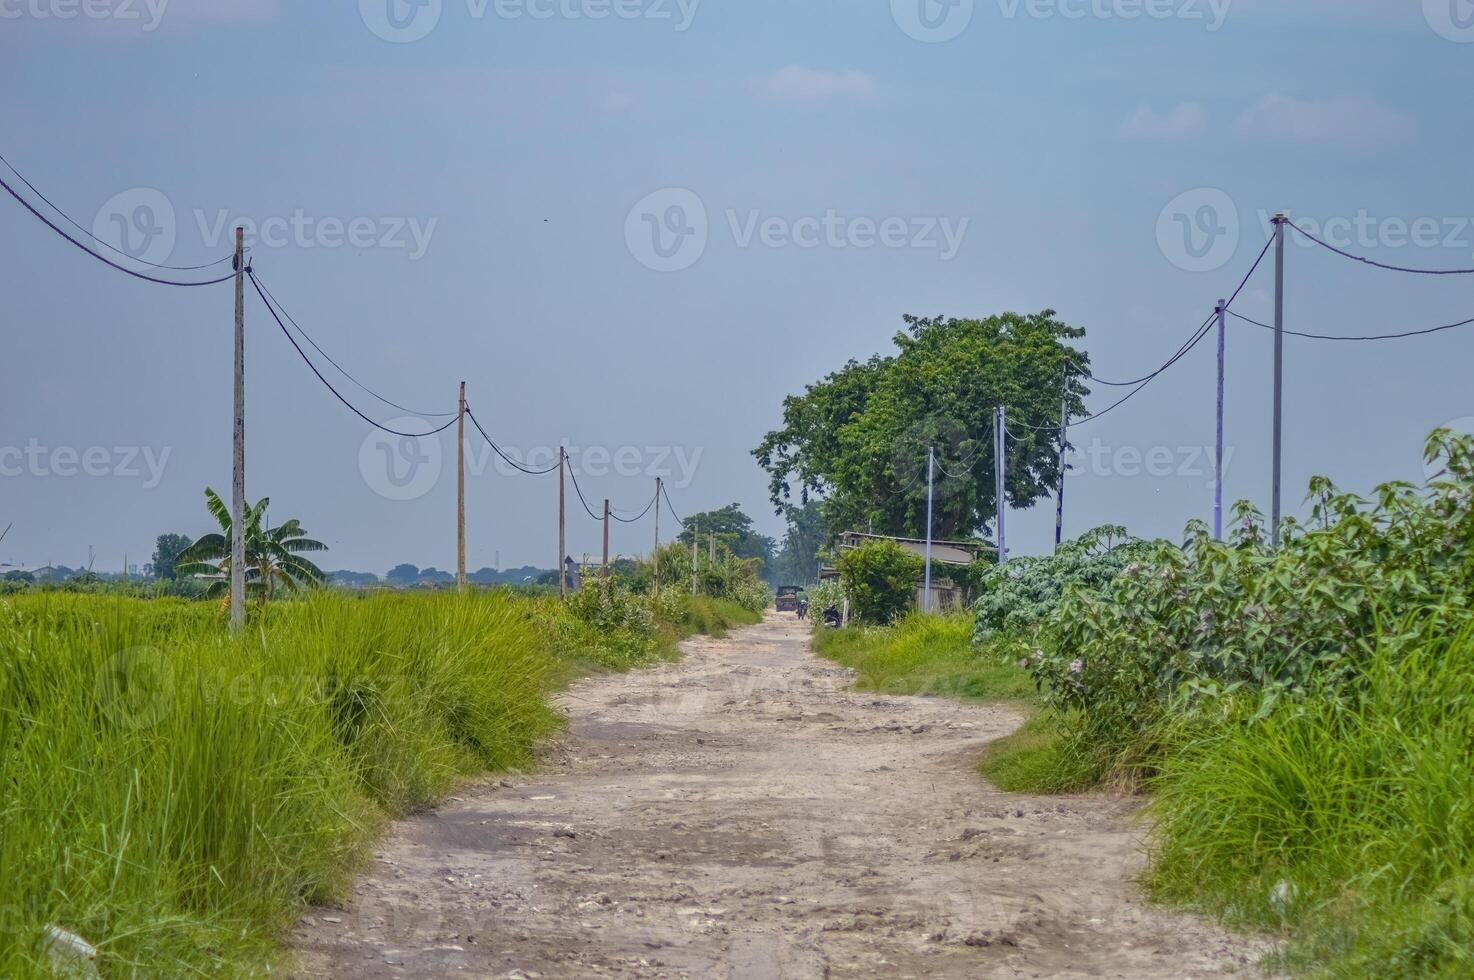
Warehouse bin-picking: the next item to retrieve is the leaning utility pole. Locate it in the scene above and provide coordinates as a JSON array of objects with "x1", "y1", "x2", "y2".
[
  {"x1": 1214, "y1": 298, "x2": 1228, "y2": 541},
  {"x1": 457, "y1": 381, "x2": 467, "y2": 592},
  {"x1": 602, "y1": 499, "x2": 611, "y2": 580},
  {"x1": 1271, "y1": 213, "x2": 1287, "y2": 548},
  {"x1": 923, "y1": 447, "x2": 935, "y2": 613},
  {"x1": 230, "y1": 227, "x2": 246, "y2": 633},
  {"x1": 995, "y1": 406, "x2": 1008, "y2": 565},
  {"x1": 558, "y1": 447, "x2": 567, "y2": 598}
]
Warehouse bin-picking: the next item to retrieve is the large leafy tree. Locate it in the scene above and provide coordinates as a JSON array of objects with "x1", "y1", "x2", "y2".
[
  {"x1": 676, "y1": 503, "x2": 776, "y2": 577},
  {"x1": 176, "y1": 488, "x2": 326, "y2": 607},
  {"x1": 771, "y1": 500, "x2": 829, "y2": 585},
  {"x1": 150, "y1": 532, "x2": 193, "y2": 581},
  {"x1": 754, "y1": 311, "x2": 1089, "y2": 540}
]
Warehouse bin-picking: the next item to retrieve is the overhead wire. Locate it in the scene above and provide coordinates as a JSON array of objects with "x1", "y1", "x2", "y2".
[
  {"x1": 1, "y1": 171, "x2": 237, "y2": 287},
  {"x1": 1287, "y1": 219, "x2": 1474, "y2": 276},
  {"x1": 0, "y1": 151, "x2": 235, "y2": 272},
  {"x1": 249, "y1": 270, "x2": 458, "y2": 438},
  {"x1": 1226, "y1": 308, "x2": 1474, "y2": 342},
  {"x1": 463, "y1": 408, "x2": 562, "y2": 475},
  {"x1": 252, "y1": 272, "x2": 456, "y2": 418}
]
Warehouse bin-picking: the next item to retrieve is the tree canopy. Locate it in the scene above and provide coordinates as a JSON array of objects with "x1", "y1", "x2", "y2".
[
  {"x1": 150, "y1": 532, "x2": 193, "y2": 580},
  {"x1": 675, "y1": 503, "x2": 776, "y2": 577},
  {"x1": 753, "y1": 311, "x2": 1089, "y2": 540}
]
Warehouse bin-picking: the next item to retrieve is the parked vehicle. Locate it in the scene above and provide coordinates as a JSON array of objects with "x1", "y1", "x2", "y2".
[{"x1": 775, "y1": 585, "x2": 803, "y2": 613}]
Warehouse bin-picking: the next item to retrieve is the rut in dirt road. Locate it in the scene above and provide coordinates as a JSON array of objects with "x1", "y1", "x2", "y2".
[{"x1": 293, "y1": 613, "x2": 1263, "y2": 979}]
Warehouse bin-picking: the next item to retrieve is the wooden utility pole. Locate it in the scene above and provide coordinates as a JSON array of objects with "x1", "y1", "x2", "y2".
[
  {"x1": 457, "y1": 381, "x2": 467, "y2": 592},
  {"x1": 923, "y1": 447, "x2": 935, "y2": 613},
  {"x1": 602, "y1": 499, "x2": 611, "y2": 580},
  {"x1": 653, "y1": 478, "x2": 662, "y2": 592},
  {"x1": 230, "y1": 227, "x2": 246, "y2": 633},
  {"x1": 1271, "y1": 213, "x2": 1287, "y2": 548},
  {"x1": 1214, "y1": 299, "x2": 1228, "y2": 541},
  {"x1": 558, "y1": 447, "x2": 567, "y2": 598},
  {"x1": 1054, "y1": 367, "x2": 1068, "y2": 551},
  {"x1": 995, "y1": 406, "x2": 1008, "y2": 565},
  {"x1": 692, "y1": 523, "x2": 699, "y2": 596}
]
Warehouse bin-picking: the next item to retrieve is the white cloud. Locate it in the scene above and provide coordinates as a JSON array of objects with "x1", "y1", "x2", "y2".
[
  {"x1": 1117, "y1": 102, "x2": 1208, "y2": 142},
  {"x1": 1235, "y1": 94, "x2": 1415, "y2": 148},
  {"x1": 752, "y1": 66, "x2": 877, "y2": 106}
]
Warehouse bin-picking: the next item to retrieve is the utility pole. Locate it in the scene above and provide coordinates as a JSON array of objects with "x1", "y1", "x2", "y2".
[
  {"x1": 1054, "y1": 367, "x2": 1068, "y2": 551},
  {"x1": 692, "y1": 524, "x2": 699, "y2": 596},
  {"x1": 1272, "y1": 213, "x2": 1286, "y2": 548},
  {"x1": 558, "y1": 447, "x2": 567, "y2": 598},
  {"x1": 923, "y1": 447, "x2": 935, "y2": 613},
  {"x1": 230, "y1": 227, "x2": 246, "y2": 632},
  {"x1": 457, "y1": 381, "x2": 467, "y2": 592},
  {"x1": 602, "y1": 499, "x2": 611, "y2": 580},
  {"x1": 1214, "y1": 298, "x2": 1227, "y2": 541},
  {"x1": 653, "y1": 478, "x2": 662, "y2": 592},
  {"x1": 995, "y1": 406, "x2": 1008, "y2": 565}
]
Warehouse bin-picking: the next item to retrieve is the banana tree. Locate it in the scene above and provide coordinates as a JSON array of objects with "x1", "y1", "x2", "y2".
[{"x1": 176, "y1": 488, "x2": 327, "y2": 609}]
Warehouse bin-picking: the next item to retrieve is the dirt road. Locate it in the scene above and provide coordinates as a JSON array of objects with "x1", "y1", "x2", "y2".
[{"x1": 293, "y1": 614, "x2": 1261, "y2": 979}]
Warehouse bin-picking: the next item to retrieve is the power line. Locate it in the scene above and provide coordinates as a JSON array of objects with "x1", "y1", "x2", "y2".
[
  {"x1": 609, "y1": 488, "x2": 658, "y2": 524},
  {"x1": 565, "y1": 466, "x2": 606, "y2": 522},
  {"x1": 1087, "y1": 236, "x2": 1274, "y2": 388},
  {"x1": 1226, "y1": 308, "x2": 1474, "y2": 342},
  {"x1": 659, "y1": 480, "x2": 688, "y2": 526},
  {"x1": 252, "y1": 272, "x2": 455, "y2": 418},
  {"x1": 464, "y1": 407, "x2": 562, "y2": 475},
  {"x1": 1071, "y1": 313, "x2": 1218, "y2": 428},
  {"x1": 1287, "y1": 219, "x2": 1474, "y2": 276},
  {"x1": 1, "y1": 171, "x2": 236, "y2": 287},
  {"x1": 249, "y1": 270, "x2": 458, "y2": 438},
  {"x1": 0, "y1": 151, "x2": 234, "y2": 272}
]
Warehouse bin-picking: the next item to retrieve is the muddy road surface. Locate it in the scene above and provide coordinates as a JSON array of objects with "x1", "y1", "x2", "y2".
[{"x1": 293, "y1": 613, "x2": 1261, "y2": 979}]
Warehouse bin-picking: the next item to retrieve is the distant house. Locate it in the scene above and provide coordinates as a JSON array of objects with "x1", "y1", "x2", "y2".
[
  {"x1": 823, "y1": 531, "x2": 994, "y2": 612},
  {"x1": 31, "y1": 566, "x2": 72, "y2": 583}
]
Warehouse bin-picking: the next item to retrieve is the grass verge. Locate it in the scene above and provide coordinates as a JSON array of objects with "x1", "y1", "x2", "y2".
[{"x1": 0, "y1": 587, "x2": 738, "y2": 977}]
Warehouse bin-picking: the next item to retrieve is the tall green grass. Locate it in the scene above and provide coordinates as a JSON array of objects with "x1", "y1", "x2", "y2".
[
  {"x1": 815, "y1": 613, "x2": 1035, "y2": 702},
  {"x1": 1146, "y1": 618, "x2": 1474, "y2": 977},
  {"x1": 0, "y1": 591, "x2": 569, "y2": 977}
]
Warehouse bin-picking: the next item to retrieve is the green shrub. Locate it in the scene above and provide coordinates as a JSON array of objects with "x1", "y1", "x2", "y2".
[
  {"x1": 971, "y1": 525, "x2": 1151, "y2": 639},
  {"x1": 1029, "y1": 428, "x2": 1474, "y2": 780},
  {"x1": 836, "y1": 539, "x2": 923, "y2": 623},
  {"x1": 806, "y1": 580, "x2": 846, "y2": 614}
]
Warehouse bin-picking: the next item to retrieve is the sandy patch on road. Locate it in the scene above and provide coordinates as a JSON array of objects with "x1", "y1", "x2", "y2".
[{"x1": 292, "y1": 613, "x2": 1263, "y2": 978}]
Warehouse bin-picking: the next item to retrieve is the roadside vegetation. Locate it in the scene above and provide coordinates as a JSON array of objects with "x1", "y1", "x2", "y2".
[
  {"x1": 810, "y1": 428, "x2": 1474, "y2": 977},
  {"x1": 0, "y1": 501, "x2": 769, "y2": 976}
]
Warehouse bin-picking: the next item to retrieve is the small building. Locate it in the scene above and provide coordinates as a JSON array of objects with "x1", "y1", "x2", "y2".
[{"x1": 823, "y1": 531, "x2": 995, "y2": 613}]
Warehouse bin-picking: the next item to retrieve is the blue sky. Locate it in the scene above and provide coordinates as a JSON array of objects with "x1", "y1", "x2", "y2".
[{"x1": 2, "y1": 0, "x2": 1472, "y2": 573}]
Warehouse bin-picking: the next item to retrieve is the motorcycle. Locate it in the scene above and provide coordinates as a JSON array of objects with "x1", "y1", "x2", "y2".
[{"x1": 822, "y1": 605, "x2": 843, "y2": 629}]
